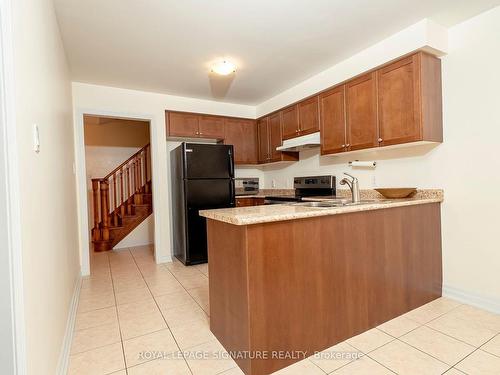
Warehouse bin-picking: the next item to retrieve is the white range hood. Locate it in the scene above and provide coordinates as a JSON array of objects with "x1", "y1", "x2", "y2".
[{"x1": 276, "y1": 132, "x2": 320, "y2": 152}]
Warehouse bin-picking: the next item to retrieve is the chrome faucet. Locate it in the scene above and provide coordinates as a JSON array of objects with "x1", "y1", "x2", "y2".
[{"x1": 339, "y1": 173, "x2": 360, "y2": 203}]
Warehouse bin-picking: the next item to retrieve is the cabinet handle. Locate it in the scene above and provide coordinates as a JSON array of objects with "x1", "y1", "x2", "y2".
[
  {"x1": 378, "y1": 138, "x2": 383, "y2": 142},
  {"x1": 346, "y1": 144, "x2": 350, "y2": 147},
  {"x1": 341, "y1": 144, "x2": 345, "y2": 148}
]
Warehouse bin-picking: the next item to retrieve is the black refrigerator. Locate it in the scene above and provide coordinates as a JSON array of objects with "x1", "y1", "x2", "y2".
[{"x1": 170, "y1": 143, "x2": 235, "y2": 265}]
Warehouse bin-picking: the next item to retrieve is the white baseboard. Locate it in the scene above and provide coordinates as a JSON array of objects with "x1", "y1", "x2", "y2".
[
  {"x1": 56, "y1": 276, "x2": 82, "y2": 375},
  {"x1": 443, "y1": 284, "x2": 500, "y2": 314}
]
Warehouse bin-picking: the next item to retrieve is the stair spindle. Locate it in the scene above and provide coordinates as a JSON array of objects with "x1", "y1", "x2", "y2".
[
  {"x1": 112, "y1": 175, "x2": 118, "y2": 226},
  {"x1": 120, "y1": 170, "x2": 125, "y2": 218}
]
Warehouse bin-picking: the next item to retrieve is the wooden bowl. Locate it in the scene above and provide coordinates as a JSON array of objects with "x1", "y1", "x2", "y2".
[{"x1": 375, "y1": 188, "x2": 417, "y2": 199}]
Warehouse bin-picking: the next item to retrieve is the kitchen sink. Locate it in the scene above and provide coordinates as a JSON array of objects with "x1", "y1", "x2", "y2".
[{"x1": 291, "y1": 199, "x2": 386, "y2": 208}]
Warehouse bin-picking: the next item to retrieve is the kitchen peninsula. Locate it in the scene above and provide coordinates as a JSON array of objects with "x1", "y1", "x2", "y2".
[{"x1": 200, "y1": 191, "x2": 444, "y2": 375}]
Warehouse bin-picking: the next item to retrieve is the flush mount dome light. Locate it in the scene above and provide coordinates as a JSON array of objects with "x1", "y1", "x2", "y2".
[{"x1": 211, "y1": 60, "x2": 237, "y2": 75}]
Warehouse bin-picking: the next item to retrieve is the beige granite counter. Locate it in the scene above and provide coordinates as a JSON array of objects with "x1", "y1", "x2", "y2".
[{"x1": 200, "y1": 189, "x2": 443, "y2": 226}]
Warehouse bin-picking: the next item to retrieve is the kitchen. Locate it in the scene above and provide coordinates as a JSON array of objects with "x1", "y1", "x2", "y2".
[{"x1": 47, "y1": 1, "x2": 500, "y2": 374}]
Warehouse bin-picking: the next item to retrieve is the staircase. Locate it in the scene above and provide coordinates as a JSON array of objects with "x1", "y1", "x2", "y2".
[{"x1": 91, "y1": 144, "x2": 152, "y2": 252}]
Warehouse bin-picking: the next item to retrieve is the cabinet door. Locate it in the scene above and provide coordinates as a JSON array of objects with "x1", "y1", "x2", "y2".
[
  {"x1": 167, "y1": 112, "x2": 199, "y2": 137},
  {"x1": 281, "y1": 105, "x2": 299, "y2": 139},
  {"x1": 345, "y1": 72, "x2": 378, "y2": 151},
  {"x1": 223, "y1": 118, "x2": 258, "y2": 164},
  {"x1": 298, "y1": 96, "x2": 320, "y2": 135},
  {"x1": 320, "y1": 85, "x2": 346, "y2": 155},
  {"x1": 269, "y1": 112, "x2": 283, "y2": 161},
  {"x1": 378, "y1": 54, "x2": 421, "y2": 146},
  {"x1": 199, "y1": 115, "x2": 225, "y2": 139},
  {"x1": 257, "y1": 118, "x2": 270, "y2": 163}
]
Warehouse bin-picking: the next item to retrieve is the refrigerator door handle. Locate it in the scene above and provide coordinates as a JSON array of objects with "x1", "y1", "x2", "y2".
[
  {"x1": 230, "y1": 179, "x2": 235, "y2": 206},
  {"x1": 228, "y1": 147, "x2": 234, "y2": 178}
]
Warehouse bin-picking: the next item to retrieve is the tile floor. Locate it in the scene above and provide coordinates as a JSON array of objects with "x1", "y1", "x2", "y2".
[{"x1": 68, "y1": 245, "x2": 500, "y2": 375}]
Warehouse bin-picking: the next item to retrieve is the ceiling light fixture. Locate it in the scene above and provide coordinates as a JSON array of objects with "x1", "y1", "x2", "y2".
[{"x1": 211, "y1": 60, "x2": 237, "y2": 75}]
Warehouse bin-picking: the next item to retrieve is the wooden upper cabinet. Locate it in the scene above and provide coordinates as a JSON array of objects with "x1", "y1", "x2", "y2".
[
  {"x1": 281, "y1": 105, "x2": 299, "y2": 140},
  {"x1": 199, "y1": 115, "x2": 224, "y2": 139},
  {"x1": 268, "y1": 113, "x2": 283, "y2": 161},
  {"x1": 378, "y1": 52, "x2": 442, "y2": 146},
  {"x1": 346, "y1": 72, "x2": 378, "y2": 151},
  {"x1": 257, "y1": 117, "x2": 270, "y2": 163},
  {"x1": 298, "y1": 96, "x2": 320, "y2": 136},
  {"x1": 167, "y1": 112, "x2": 199, "y2": 137},
  {"x1": 223, "y1": 118, "x2": 258, "y2": 164},
  {"x1": 320, "y1": 85, "x2": 346, "y2": 155}
]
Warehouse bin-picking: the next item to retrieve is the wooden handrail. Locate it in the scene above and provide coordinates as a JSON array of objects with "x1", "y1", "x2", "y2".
[{"x1": 103, "y1": 143, "x2": 150, "y2": 180}]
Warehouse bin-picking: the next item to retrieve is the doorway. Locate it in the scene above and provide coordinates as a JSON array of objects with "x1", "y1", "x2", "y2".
[{"x1": 83, "y1": 115, "x2": 155, "y2": 257}]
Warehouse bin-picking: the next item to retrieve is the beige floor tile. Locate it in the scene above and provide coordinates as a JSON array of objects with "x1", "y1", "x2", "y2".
[
  {"x1": 444, "y1": 368, "x2": 466, "y2": 374},
  {"x1": 481, "y1": 334, "x2": 500, "y2": 357},
  {"x1": 189, "y1": 286, "x2": 209, "y2": 305},
  {"x1": 160, "y1": 301, "x2": 209, "y2": 328},
  {"x1": 346, "y1": 328, "x2": 394, "y2": 353},
  {"x1": 109, "y1": 371, "x2": 127, "y2": 375},
  {"x1": 377, "y1": 315, "x2": 420, "y2": 337},
  {"x1": 195, "y1": 263, "x2": 209, "y2": 276},
  {"x1": 272, "y1": 359, "x2": 324, "y2": 374},
  {"x1": 331, "y1": 355, "x2": 393, "y2": 374},
  {"x1": 155, "y1": 290, "x2": 196, "y2": 310},
  {"x1": 456, "y1": 349, "x2": 500, "y2": 374},
  {"x1": 400, "y1": 326, "x2": 475, "y2": 365},
  {"x1": 118, "y1": 300, "x2": 167, "y2": 340},
  {"x1": 115, "y1": 284, "x2": 152, "y2": 305},
  {"x1": 448, "y1": 305, "x2": 500, "y2": 332},
  {"x1": 309, "y1": 342, "x2": 361, "y2": 373},
  {"x1": 123, "y1": 328, "x2": 179, "y2": 367},
  {"x1": 184, "y1": 339, "x2": 238, "y2": 375},
  {"x1": 144, "y1": 275, "x2": 184, "y2": 296},
  {"x1": 176, "y1": 273, "x2": 209, "y2": 290},
  {"x1": 169, "y1": 318, "x2": 215, "y2": 349},
  {"x1": 370, "y1": 340, "x2": 450, "y2": 375},
  {"x1": 68, "y1": 342, "x2": 125, "y2": 375},
  {"x1": 79, "y1": 284, "x2": 114, "y2": 299},
  {"x1": 404, "y1": 297, "x2": 462, "y2": 324},
  {"x1": 427, "y1": 312, "x2": 497, "y2": 347},
  {"x1": 77, "y1": 291, "x2": 115, "y2": 313},
  {"x1": 74, "y1": 306, "x2": 117, "y2": 331},
  {"x1": 219, "y1": 367, "x2": 244, "y2": 375},
  {"x1": 71, "y1": 322, "x2": 121, "y2": 354},
  {"x1": 127, "y1": 357, "x2": 191, "y2": 375}
]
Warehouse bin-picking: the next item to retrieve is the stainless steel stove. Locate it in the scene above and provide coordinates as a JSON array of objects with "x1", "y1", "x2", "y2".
[{"x1": 264, "y1": 175, "x2": 336, "y2": 204}]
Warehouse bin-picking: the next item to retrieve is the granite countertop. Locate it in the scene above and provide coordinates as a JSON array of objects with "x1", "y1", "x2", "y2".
[{"x1": 200, "y1": 189, "x2": 443, "y2": 226}]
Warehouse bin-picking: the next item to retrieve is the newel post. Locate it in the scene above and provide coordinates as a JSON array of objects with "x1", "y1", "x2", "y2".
[
  {"x1": 100, "y1": 179, "x2": 110, "y2": 241},
  {"x1": 91, "y1": 178, "x2": 101, "y2": 241}
]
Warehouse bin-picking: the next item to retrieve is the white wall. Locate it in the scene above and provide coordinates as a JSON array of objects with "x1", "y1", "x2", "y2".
[
  {"x1": 114, "y1": 215, "x2": 154, "y2": 249},
  {"x1": 12, "y1": 0, "x2": 80, "y2": 373},
  {"x1": 256, "y1": 7, "x2": 500, "y2": 311},
  {"x1": 72, "y1": 82, "x2": 256, "y2": 267}
]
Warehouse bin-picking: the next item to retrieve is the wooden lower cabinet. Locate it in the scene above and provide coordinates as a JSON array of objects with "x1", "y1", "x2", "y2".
[
  {"x1": 224, "y1": 118, "x2": 258, "y2": 164},
  {"x1": 235, "y1": 197, "x2": 265, "y2": 207},
  {"x1": 207, "y1": 203, "x2": 442, "y2": 375}
]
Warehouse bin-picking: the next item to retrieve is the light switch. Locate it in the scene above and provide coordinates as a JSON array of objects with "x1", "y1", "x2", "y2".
[{"x1": 33, "y1": 124, "x2": 40, "y2": 153}]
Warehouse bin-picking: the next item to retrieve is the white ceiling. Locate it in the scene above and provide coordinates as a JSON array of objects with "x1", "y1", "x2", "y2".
[{"x1": 54, "y1": 0, "x2": 500, "y2": 105}]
